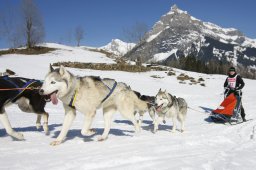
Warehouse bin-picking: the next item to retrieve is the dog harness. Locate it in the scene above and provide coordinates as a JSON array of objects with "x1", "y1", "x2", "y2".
[
  {"x1": 101, "y1": 81, "x2": 117, "y2": 103},
  {"x1": 68, "y1": 80, "x2": 117, "y2": 109},
  {"x1": 1, "y1": 76, "x2": 39, "y2": 102},
  {"x1": 68, "y1": 89, "x2": 78, "y2": 109}
]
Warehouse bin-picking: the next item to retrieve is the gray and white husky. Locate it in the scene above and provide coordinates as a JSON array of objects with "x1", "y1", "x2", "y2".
[
  {"x1": 153, "y1": 89, "x2": 187, "y2": 133},
  {"x1": 39, "y1": 65, "x2": 147, "y2": 145}
]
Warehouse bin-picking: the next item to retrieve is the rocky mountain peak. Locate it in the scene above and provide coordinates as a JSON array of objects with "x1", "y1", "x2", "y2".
[
  {"x1": 169, "y1": 4, "x2": 187, "y2": 14},
  {"x1": 171, "y1": 4, "x2": 178, "y2": 11},
  {"x1": 125, "y1": 5, "x2": 256, "y2": 74}
]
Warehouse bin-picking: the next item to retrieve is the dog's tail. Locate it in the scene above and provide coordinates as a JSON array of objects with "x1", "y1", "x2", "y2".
[
  {"x1": 132, "y1": 92, "x2": 148, "y2": 111},
  {"x1": 177, "y1": 97, "x2": 188, "y2": 116}
]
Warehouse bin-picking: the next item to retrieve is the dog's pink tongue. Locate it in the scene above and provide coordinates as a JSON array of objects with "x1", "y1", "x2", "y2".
[
  {"x1": 156, "y1": 104, "x2": 163, "y2": 112},
  {"x1": 156, "y1": 107, "x2": 161, "y2": 112},
  {"x1": 51, "y1": 93, "x2": 58, "y2": 105}
]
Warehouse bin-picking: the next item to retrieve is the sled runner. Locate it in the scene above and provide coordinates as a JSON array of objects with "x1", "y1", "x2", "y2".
[{"x1": 210, "y1": 88, "x2": 243, "y2": 124}]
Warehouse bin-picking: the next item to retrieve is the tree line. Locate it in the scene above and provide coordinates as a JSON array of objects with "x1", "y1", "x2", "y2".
[{"x1": 163, "y1": 55, "x2": 256, "y2": 79}]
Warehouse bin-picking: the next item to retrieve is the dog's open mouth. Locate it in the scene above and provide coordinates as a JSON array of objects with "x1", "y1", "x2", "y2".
[
  {"x1": 44, "y1": 95, "x2": 51, "y2": 102},
  {"x1": 156, "y1": 104, "x2": 163, "y2": 112},
  {"x1": 49, "y1": 90, "x2": 58, "y2": 105}
]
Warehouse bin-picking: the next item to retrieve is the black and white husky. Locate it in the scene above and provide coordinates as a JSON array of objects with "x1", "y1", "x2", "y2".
[
  {"x1": 132, "y1": 90, "x2": 156, "y2": 126},
  {"x1": 0, "y1": 76, "x2": 50, "y2": 140},
  {"x1": 39, "y1": 65, "x2": 147, "y2": 145},
  {"x1": 153, "y1": 89, "x2": 187, "y2": 133}
]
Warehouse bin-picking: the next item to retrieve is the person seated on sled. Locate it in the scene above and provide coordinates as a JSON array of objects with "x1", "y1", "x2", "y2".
[{"x1": 224, "y1": 66, "x2": 246, "y2": 122}]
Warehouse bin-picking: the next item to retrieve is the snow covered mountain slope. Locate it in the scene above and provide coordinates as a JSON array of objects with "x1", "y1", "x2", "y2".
[
  {"x1": 0, "y1": 43, "x2": 115, "y2": 78},
  {"x1": 1, "y1": 45, "x2": 256, "y2": 170},
  {"x1": 125, "y1": 5, "x2": 256, "y2": 69},
  {"x1": 100, "y1": 39, "x2": 136, "y2": 57}
]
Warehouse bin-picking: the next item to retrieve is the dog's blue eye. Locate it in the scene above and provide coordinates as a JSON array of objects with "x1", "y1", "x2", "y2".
[{"x1": 51, "y1": 81, "x2": 56, "y2": 84}]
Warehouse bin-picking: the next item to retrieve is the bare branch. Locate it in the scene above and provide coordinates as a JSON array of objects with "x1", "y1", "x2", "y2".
[
  {"x1": 75, "y1": 26, "x2": 84, "y2": 46},
  {"x1": 122, "y1": 21, "x2": 148, "y2": 43},
  {"x1": 21, "y1": 0, "x2": 45, "y2": 48}
]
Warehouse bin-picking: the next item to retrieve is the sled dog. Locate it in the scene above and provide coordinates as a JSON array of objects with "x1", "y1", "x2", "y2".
[
  {"x1": 39, "y1": 65, "x2": 147, "y2": 145},
  {"x1": 0, "y1": 76, "x2": 50, "y2": 140},
  {"x1": 153, "y1": 89, "x2": 187, "y2": 133},
  {"x1": 132, "y1": 90, "x2": 156, "y2": 126}
]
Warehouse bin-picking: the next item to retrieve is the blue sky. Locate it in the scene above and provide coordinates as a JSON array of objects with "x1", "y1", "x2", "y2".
[{"x1": 0, "y1": 0, "x2": 256, "y2": 48}]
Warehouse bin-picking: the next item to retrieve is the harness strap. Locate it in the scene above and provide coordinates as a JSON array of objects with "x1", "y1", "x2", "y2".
[
  {"x1": 68, "y1": 80, "x2": 118, "y2": 109},
  {"x1": 101, "y1": 81, "x2": 112, "y2": 91},
  {"x1": 1, "y1": 76, "x2": 39, "y2": 102},
  {"x1": 19, "y1": 79, "x2": 38, "y2": 93},
  {"x1": 68, "y1": 89, "x2": 78, "y2": 109},
  {"x1": 11, "y1": 80, "x2": 38, "y2": 102},
  {"x1": 101, "y1": 81, "x2": 117, "y2": 103}
]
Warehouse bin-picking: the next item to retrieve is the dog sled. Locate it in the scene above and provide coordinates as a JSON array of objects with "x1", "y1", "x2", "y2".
[{"x1": 210, "y1": 88, "x2": 243, "y2": 124}]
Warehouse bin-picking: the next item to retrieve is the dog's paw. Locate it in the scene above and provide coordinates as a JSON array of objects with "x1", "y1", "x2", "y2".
[
  {"x1": 81, "y1": 129, "x2": 96, "y2": 136},
  {"x1": 50, "y1": 140, "x2": 62, "y2": 146},
  {"x1": 36, "y1": 123, "x2": 41, "y2": 130},
  {"x1": 152, "y1": 129, "x2": 157, "y2": 134},
  {"x1": 171, "y1": 129, "x2": 177, "y2": 133},
  {"x1": 11, "y1": 132, "x2": 24, "y2": 140},
  {"x1": 44, "y1": 130, "x2": 50, "y2": 136},
  {"x1": 97, "y1": 136, "x2": 107, "y2": 142},
  {"x1": 43, "y1": 124, "x2": 49, "y2": 135},
  {"x1": 135, "y1": 127, "x2": 141, "y2": 134}
]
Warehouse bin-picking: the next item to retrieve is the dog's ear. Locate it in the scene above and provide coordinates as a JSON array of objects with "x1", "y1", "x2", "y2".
[
  {"x1": 159, "y1": 88, "x2": 162, "y2": 92},
  {"x1": 49, "y1": 64, "x2": 54, "y2": 73},
  {"x1": 59, "y1": 65, "x2": 67, "y2": 77},
  {"x1": 164, "y1": 89, "x2": 167, "y2": 93}
]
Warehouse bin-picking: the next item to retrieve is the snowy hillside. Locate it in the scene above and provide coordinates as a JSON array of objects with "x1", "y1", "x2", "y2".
[
  {"x1": 0, "y1": 43, "x2": 115, "y2": 78},
  {"x1": 1, "y1": 44, "x2": 256, "y2": 170},
  {"x1": 100, "y1": 39, "x2": 136, "y2": 57}
]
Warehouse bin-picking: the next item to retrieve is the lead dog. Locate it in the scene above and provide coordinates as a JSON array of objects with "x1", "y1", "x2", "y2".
[
  {"x1": 153, "y1": 89, "x2": 187, "y2": 133},
  {"x1": 0, "y1": 76, "x2": 49, "y2": 140},
  {"x1": 39, "y1": 65, "x2": 147, "y2": 145}
]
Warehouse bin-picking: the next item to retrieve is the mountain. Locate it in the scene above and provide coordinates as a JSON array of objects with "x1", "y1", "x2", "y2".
[
  {"x1": 124, "y1": 5, "x2": 256, "y2": 70},
  {"x1": 100, "y1": 39, "x2": 136, "y2": 57}
]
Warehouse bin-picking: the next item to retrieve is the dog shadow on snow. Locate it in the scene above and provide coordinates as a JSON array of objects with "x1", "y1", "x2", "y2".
[
  {"x1": 0, "y1": 123, "x2": 62, "y2": 138},
  {"x1": 52, "y1": 127, "x2": 134, "y2": 142},
  {"x1": 114, "y1": 120, "x2": 173, "y2": 133}
]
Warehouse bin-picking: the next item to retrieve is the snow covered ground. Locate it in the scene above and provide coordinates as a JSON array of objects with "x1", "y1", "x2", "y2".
[{"x1": 0, "y1": 44, "x2": 256, "y2": 170}]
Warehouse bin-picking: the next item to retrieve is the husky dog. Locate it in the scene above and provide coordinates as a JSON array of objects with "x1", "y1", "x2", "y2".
[
  {"x1": 0, "y1": 76, "x2": 50, "y2": 140},
  {"x1": 153, "y1": 89, "x2": 187, "y2": 133},
  {"x1": 132, "y1": 90, "x2": 156, "y2": 126},
  {"x1": 39, "y1": 65, "x2": 147, "y2": 145}
]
